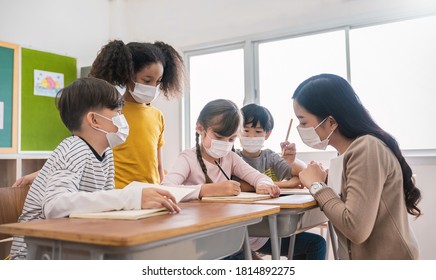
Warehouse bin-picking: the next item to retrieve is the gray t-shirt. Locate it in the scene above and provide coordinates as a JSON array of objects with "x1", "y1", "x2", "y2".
[{"x1": 235, "y1": 149, "x2": 292, "y2": 181}]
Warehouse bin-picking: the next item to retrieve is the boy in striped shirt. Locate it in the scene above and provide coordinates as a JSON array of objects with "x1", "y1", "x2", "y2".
[{"x1": 10, "y1": 78, "x2": 180, "y2": 259}]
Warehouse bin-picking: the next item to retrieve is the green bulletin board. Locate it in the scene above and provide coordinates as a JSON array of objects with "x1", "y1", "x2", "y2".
[
  {"x1": 0, "y1": 42, "x2": 18, "y2": 153},
  {"x1": 21, "y1": 48, "x2": 76, "y2": 151}
]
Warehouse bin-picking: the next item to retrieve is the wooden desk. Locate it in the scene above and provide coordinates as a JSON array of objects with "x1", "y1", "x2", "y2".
[
  {"x1": 0, "y1": 203, "x2": 279, "y2": 260},
  {"x1": 199, "y1": 194, "x2": 328, "y2": 260},
  {"x1": 249, "y1": 195, "x2": 328, "y2": 260}
]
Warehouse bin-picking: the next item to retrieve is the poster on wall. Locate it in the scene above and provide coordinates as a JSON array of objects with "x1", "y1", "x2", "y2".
[{"x1": 34, "y1": 69, "x2": 64, "y2": 98}]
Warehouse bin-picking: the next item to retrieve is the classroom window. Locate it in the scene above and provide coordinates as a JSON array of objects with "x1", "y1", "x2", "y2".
[
  {"x1": 258, "y1": 30, "x2": 347, "y2": 153},
  {"x1": 183, "y1": 14, "x2": 436, "y2": 154},
  {"x1": 187, "y1": 48, "x2": 245, "y2": 148},
  {"x1": 349, "y1": 15, "x2": 436, "y2": 150}
]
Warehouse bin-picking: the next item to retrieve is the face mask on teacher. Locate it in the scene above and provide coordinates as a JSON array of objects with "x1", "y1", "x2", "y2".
[
  {"x1": 129, "y1": 82, "x2": 160, "y2": 104},
  {"x1": 297, "y1": 117, "x2": 335, "y2": 150}
]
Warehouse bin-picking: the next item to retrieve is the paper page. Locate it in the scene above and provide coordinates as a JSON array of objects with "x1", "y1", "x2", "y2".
[
  {"x1": 34, "y1": 69, "x2": 64, "y2": 98},
  {"x1": 70, "y1": 208, "x2": 167, "y2": 220},
  {"x1": 201, "y1": 192, "x2": 271, "y2": 201},
  {"x1": 124, "y1": 181, "x2": 196, "y2": 202},
  {"x1": 280, "y1": 194, "x2": 314, "y2": 204},
  {"x1": 279, "y1": 188, "x2": 310, "y2": 195},
  {"x1": 69, "y1": 182, "x2": 195, "y2": 220}
]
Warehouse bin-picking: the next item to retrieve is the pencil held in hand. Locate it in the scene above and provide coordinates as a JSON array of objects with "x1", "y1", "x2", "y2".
[
  {"x1": 214, "y1": 160, "x2": 230, "y2": 180},
  {"x1": 285, "y1": 118, "x2": 293, "y2": 142},
  {"x1": 282, "y1": 118, "x2": 293, "y2": 156}
]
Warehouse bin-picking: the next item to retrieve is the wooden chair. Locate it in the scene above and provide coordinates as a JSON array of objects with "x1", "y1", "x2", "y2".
[{"x1": 0, "y1": 185, "x2": 30, "y2": 259}]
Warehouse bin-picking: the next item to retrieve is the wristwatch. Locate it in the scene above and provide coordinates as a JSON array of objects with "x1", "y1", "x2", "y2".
[{"x1": 309, "y1": 182, "x2": 325, "y2": 195}]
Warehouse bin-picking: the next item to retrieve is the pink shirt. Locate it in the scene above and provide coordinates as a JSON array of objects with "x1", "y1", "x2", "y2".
[{"x1": 162, "y1": 148, "x2": 274, "y2": 201}]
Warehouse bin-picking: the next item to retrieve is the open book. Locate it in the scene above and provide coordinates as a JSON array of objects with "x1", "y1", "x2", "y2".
[
  {"x1": 69, "y1": 181, "x2": 195, "y2": 220},
  {"x1": 201, "y1": 191, "x2": 272, "y2": 202},
  {"x1": 279, "y1": 188, "x2": 310, "y2": 195}
]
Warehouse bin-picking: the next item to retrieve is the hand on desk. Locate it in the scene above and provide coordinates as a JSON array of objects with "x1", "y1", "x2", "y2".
[
  {"x1": 275, "y1": 176, "x2": 303, "y2": 189},
  {"x1": 141, "y1": 188, "x2": 181, "y2": 213},
  {"x1": 12, "y1": 170, "x2": 39, "y2": 188},
  {"x1": 200, "y1": 180, "x2": 241, "y2": 197},
  {"x1": 256, "y1": 184, "x2": 280, "y2": 198}
]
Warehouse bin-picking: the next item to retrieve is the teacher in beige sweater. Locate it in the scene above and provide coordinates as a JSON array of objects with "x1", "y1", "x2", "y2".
[{"x1": 293, "y1": 74, "x2": 422, "y2": 260}]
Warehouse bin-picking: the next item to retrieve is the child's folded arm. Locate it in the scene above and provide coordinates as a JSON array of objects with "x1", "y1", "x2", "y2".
[{"x1": 42, "y1": 170, "x2": 142, "y2": 218}]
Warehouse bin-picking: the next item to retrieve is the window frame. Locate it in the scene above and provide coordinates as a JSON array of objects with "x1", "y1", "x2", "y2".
[{"x1": 182, "y1": 14, "x2": 436, "y2": 165}]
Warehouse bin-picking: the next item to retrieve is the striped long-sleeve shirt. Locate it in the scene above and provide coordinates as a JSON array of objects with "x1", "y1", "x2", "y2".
[{"x1": 10, "y1": 136, "x2": 142, "y2": 259}]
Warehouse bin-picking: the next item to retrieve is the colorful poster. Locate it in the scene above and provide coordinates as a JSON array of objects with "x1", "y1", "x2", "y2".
[{"x1": 34, "y1": 69, "x2": 64, "y2": 98}]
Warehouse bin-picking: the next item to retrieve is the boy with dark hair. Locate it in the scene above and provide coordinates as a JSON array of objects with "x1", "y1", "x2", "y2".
[
  {"x1": 237, "y1": 103, "x2": 304, "y2": 187},
  {"x1": 236, "y1": 103, "x2": 326, "y2": 260},
  {"x1": 10, "y1": 78, "x2": 180, "y2": 259}
]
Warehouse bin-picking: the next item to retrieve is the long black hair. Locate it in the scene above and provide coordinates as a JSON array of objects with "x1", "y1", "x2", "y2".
[
  {"x1": 292, "y1": 73, "x2": 421, "y2": 217},
  {"x1": 89, "y1": 40, "x2": 186, "y2": 98}
]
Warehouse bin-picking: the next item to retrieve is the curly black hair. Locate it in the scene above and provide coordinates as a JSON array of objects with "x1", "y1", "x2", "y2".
[{"x1": 89, "y1": 40, "x2": 187, "y2": 99}]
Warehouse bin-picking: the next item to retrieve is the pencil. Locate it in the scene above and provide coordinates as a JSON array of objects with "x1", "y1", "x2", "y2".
[
  {"x1": 282, "y1": 118, "x2": 293, "y2": 157},
  {"x1": 214, "y1": 160, "x2": 230, "y2": 180},
  {"x1": 285, "y1": 118, "x2": 293, "y2": 142}
]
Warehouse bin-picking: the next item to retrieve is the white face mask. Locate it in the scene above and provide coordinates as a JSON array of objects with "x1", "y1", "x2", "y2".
[
  {"x1": 204, "y1": 133, "x2": 234, "y2": 159},
  {"x1": 297, "y1": 117, "x2": 334, "y2": 150},
  {"x1": 92, "y1": 113, "x2": 129, "y2": 148},
  {"x1": 129, "y1": 82, "x2": 160, "y2": 104},
  {"x1": 240, "y1": 136, "x2": 265, "y2": 153}
]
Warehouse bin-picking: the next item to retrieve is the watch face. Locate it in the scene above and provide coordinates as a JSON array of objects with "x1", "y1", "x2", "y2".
[{"x1": 310, "y1": 183, "x2": 323, "y2": 194}]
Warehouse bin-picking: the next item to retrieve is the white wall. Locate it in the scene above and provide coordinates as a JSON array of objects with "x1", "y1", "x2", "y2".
[
  {"x1": 1, "y1": 0, "x2": 435, "y2": 259},
  {"x1": 0, "y1": 0, "x2": 111, "y2": 69},
  {"x1": 409, "y1": 165, "x2": 436, "y2": 260},
  {"x1": 122, "y1": 0, "x2": 436, "y2": 47}
]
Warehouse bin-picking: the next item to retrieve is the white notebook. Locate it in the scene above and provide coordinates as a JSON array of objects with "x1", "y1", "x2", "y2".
[
  {"x1": 279, "y1": 188, "x2": 310, "y2": 195},
  {"x1": 201, "y1": 191, "x2": 271, "y2": 202},
  {"x1": 69, "y1": 181, "x2": 195, "y2": 220},
  {"x1": 69, "y1": 208, "x2": 169, "y2": 220}
]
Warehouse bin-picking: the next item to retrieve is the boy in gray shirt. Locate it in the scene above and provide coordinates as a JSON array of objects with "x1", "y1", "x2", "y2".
[{"x1": 235, "y1": 103, "x2": 326, "y2": 260}]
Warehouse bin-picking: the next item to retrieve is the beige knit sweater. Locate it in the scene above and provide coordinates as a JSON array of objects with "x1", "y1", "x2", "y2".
[{"x1": 314, "y1": 135, "x2": 419, "y2": 259}]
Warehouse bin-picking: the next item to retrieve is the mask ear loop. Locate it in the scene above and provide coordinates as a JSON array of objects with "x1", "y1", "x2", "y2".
[
  {"x1": 128, "y1": 80, "x2": 137, "y2": 94},
  {"x1": 314, "y1": 117, "x2": 328, "y2": 130},
  {"x1": 325, "y1": 128, "x2": 335, "y2": 140},
  {"x1": 322, "y1": 116, "x2": 337, "y2": 141},
  {"x1": 89, "y1": 112, "x2": 102, "y2": 129}
]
